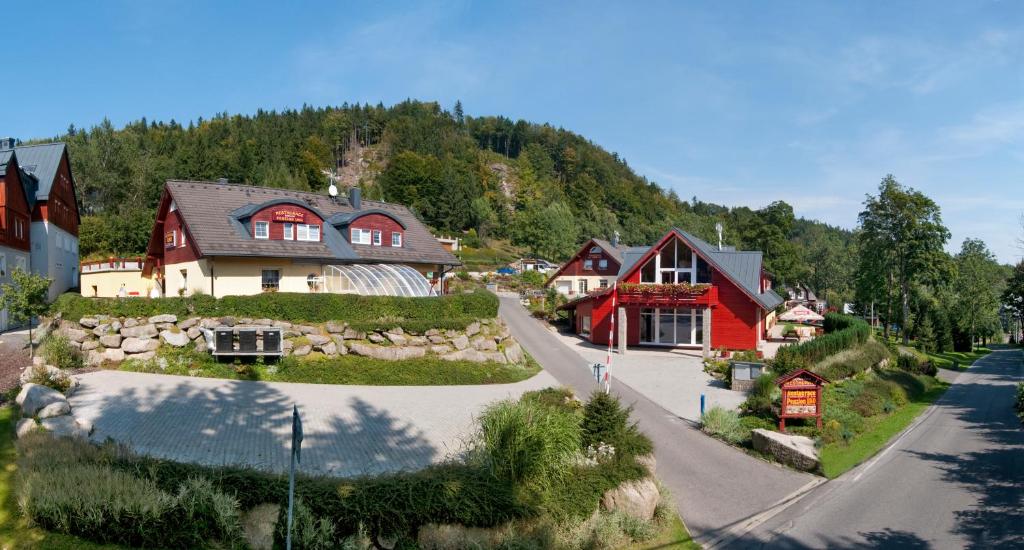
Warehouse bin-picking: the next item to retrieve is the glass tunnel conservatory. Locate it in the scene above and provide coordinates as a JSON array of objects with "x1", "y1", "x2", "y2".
[{"x1": 323, "y1": 264, "x2": 436, "y2": 297}]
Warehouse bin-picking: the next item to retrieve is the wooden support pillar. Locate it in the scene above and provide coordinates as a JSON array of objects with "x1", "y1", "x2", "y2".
[
  {"x1": 702, "y1": 306, "x2": 712, "y2": 359},
  {"x1": 617, "y1": 306, "x2": 627, "y2": 355}
]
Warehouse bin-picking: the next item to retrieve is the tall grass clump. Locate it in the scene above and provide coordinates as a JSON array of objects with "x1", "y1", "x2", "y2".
[
  {"x1": 40, "y1": 332, "x2": 83, "y2": 371},
  {"x1": 475, "y1": 398, "x2": 582, "y2": 487},
  {"x1": 700, "y1": 406, "x2": 744, "y2": 444}
]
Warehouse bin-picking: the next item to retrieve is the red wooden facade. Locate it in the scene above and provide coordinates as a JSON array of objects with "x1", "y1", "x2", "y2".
[
  {"x1": 250, "y1": 204, "x2": 325, "y2": 242},
  {"x1": 349, "y1": 212, "x2": 405, "y2": 247},
  {"x1": 560, "y1": 229, "x2": 771, "y2": 351},
  {"x1": 546, "y1": 239, "x2": 622, "y2": 282},
  {"x1": 31, "y1": 151, "x2": 79, "y2": 236},
  {"x1": 0, "y1": 158, "x2": 32, "y2": 253},
  {"x1": 161, "y1": 208, "x2": 200, "y2": 265}
]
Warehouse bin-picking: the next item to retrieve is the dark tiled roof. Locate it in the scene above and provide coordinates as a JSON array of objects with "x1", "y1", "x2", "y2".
[
  {"x1": 616, "y1": 246, "x2": 651, "y2": 278},
  {"x1": 13, "y1": 143, "x2": 65, "y2": 200},
  {"x1": 0, "y1": 151, "x2": 39, "y2": 208},
  {"x1": 166, "y1": 180, "x2": 460, "y2": 266},
  {"x1": 591, "y1": 238, "x2": 625, "y2": 265}
]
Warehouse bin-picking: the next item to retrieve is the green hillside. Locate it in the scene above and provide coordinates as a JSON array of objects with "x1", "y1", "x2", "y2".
[{"x1": 31, "y1": 100, "x2": 855, "y2": 301}]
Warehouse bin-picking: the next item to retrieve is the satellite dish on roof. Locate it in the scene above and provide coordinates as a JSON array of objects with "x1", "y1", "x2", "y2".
[{"x1": 328, "y1": 183, "x2": 339, "y2": 197}]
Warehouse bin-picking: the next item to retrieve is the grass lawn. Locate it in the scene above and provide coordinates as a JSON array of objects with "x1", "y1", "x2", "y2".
[
  {"x1": 118, "y1": 347, "x2": 541, "y2": 386},
  {"x1": 0, "y1": 406, "x2": 127, "y2": 550},
  {"x1": 923, "y1": 347, "x2": 991, "y2": 370},
  {"x1": 819, "y1": 375, "x2": 949, "y2": 478},
  {"x1": 456, "y1": 240, "x2": 524, "y2": 270},
  {"x1": 626, "y1": 514, "x2": 700, "y2": 549}
]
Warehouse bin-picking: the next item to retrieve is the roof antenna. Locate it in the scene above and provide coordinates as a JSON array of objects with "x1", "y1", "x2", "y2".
[{"x1": 715, "y1": 222, "x2": 723, "y2": 251}]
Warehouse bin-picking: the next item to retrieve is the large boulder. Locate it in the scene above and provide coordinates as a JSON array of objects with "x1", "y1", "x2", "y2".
[
  {"x1": 17, "y1": 383, "x2": 69, "y2": 417},
  {"x1": 320, "y1": 342, "x2": 338, "y2": 355},
  {"x1": 177, "y1": 317, "x2": 201, "y2": 330},
  {"x1": 99, "y1": 334, "x2": 123, "y2": 348},
  {"x1": 451, "y1": 335, "x2": 470, "y2": 350},
  {"x1": 103, "y1": 348, "x2": 126, "y2": 363},
  {"x1": 306, "y1": 334, "x2": 331, "y2": 346},
  {"x1": 81, "y1": 340, "x2": 99, "y2": 352},
  {"x1": 16, "y1": 418, "x2": 39, "y2": 439},
  {"x1": 503, "y1": 342, "x2": 525, "y2": 364},
  {"x1": 78, "y1": 317, "x2": 100, "y2": 328},
  {"x1": 430, "y1": 345, "x2": 452, "y2": 355},
  {"x1": 40, "y1": 416, "x2": 92, "y2": 439},
  {"x1": 600, "y1": 477, "x2": 660, "y2": 520},
  {"x1": 160, "y1": 330, "x2": 190, "y2": 348},
  {"x1": 428, "y1": 335, "x2": 447, "y2": 345},
  {"x1": 407, "y1": 336, "x2": 429, "y2": 346},
  {"x1": 123, "y1": 317, "x2": 139, "y2": 328},
  {"x1": 38, "y1": 400, "x2": 71, "y2": 418},
  {"x1": 295, "y1": 325, "x2": 319, "y2": 335},
  {"x1": 122, "y1": 337, "x2": 160, "y2": 354},
  {"x1": 62, "y1": 327, "x2": 90, "y2": 343},
  {"x1": 348, "y1": 343, "x2": 426, "y2": 361},
  {"x1": 441, "y1": 349, "x2": 487, "y2": 363},
  {"x1": 121, "y1": 324, "x2": 158, "y2": 339},
  {"x1": 292, "y1": 345, "x2": 312, "y2": 357},
  {"x1": 472, "y1": 337, "x2": 497, "y2": 351},
  {"x1": 325, "y1": 321, "x2": 347, "y2": 334},
  {"x1": 385, "y1": 332, "x2": 408, "y2": 346},
  {"x1": 343, "y1": 327, "x2": 365, "y2": 340},
  {"x1": 751, "y1": 429, "x2": 820, "y2": 472},
  {"x1": 368, "y1": 333, "x2": 386, "y2": 344},
  {"x1": 148, "y1": 314, "x2": 178, "y2": 324},
  {"x1": 465, "y1": 322, "x2": 481, "y2": 337}
]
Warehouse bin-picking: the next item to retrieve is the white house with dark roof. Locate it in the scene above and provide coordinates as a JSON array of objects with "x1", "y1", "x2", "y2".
[{"x1": 143, "y1": 180, "x2": 461, "y2": 297}]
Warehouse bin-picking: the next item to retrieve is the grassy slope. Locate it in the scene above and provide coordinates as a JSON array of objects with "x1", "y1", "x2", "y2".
[
  {"x1": 819, "y1": 374, "x2": 949, "y2": 478},
  {"x1": 456, "y1": 240, "x2": 525, "y2": 271},
  {"x1": 924, "y1": 347, "x2": 991, "y2": 370},
  {"x1": 119, "y1": 348, "x2": 541, "y2": 386},
  {"x1": 626, "y1": 515, "x2": 700, "y2": 549},
  {"x1": 0, "y1": 407, "x2": 127, "y2": 550}
]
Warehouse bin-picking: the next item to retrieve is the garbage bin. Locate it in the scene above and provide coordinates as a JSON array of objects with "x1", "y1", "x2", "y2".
[
  {"x1": 238, "y1": 329, "x2": 257, "y2": 353},
  {"x1": 263, "y1": 328, "x2": 282, "y2": 353},
  {"x1": 215, "y1": 328, "x2": 234, "y2": 354}
]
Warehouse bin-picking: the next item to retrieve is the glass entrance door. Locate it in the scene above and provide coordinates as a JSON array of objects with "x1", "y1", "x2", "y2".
[{"x1": 639, "y1": 308, "x2": 704, "y2": 346}]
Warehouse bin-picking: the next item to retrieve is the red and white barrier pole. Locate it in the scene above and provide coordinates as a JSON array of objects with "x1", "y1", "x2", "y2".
[{"x1": 605, "y1": 282, "x2": 616, "y2": 394}]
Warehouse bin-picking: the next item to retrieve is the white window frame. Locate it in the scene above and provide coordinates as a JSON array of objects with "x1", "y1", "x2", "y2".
[
  {"x1": 372, "y1": 230, "x2": 382, "y2": 246},
  {"x1": 391, "y1": 231, "x2": 402, "y2": 247},
  {"x1": 283, "y1": 223, "x2": 294, "y2": 240},
  {"x1": 350, "y1": 228, "x2": 371, "y2": 245},
  {"x1": 599, "y1": 258, "x2": 608, "y2": 270},
  {"x1": 599, "y1": 279, "x2": 609, "y2": 289},
  {"x1": 261, "y1": 268, "x2": 281, "y2": 292},
  {"x1": 254, "y1": 221, "x2": 269, "y2": 240},
  {"x1": 578, "y1": 279, "x2": 588, "y2": 294},
  {"x1": 583, "y1": 259, "x2": 593, "y2": 270},
  {"x1": 581, "y1": 315, "x2": 592, "y2": 336}
]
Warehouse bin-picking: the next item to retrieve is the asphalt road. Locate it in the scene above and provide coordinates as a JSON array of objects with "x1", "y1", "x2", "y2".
[
  {"x1": 729, "y1": 347, "x2": 1024, "y2": 549},
  {"x1": 498, "y1": 297, "x2": 815, "y2": 545}
]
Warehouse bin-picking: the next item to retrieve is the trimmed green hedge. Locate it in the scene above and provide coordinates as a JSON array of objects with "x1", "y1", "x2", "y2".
[
  {"x1": 50, "y1": 289, "x2": 498, "y2": 328},
  {"x1": 824, "y1": 312, "x2": 861, "y2": 334},
  {"x1": 775, "y1": 316, "x2": 871, "y2": 370}
]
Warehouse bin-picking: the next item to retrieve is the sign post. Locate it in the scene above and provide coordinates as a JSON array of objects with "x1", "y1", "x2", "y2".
[
  {"x1": 776, "y1": 369, "x2": 828, "y2": 432},
  {"x1": 286, "y1": 404, "x2": 303, "y2": 550}
]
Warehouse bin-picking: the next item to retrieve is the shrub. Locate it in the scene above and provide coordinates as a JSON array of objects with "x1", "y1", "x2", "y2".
[
  {"x1": 742, "y1": 373, "x2": 778, "y2": 417},
  {"x1": 40, "y1": 333, "x2": 83, "y2": 371},
  {"x1": 823, "y1": 313, "x2": 861, "y2": 333},
  {"x1": 273, "y1": 498, "x2": 339, "y2": 550},
  {"x1": 476, "y1": 399, "x2": 582, "y2": 487},
  {"x1": 521, "y1": 387, "x2": 580, "y2": 413},
  {"x1": 1016, "y1": 382, "x2": 1024, "y2": 422},
  {"x1": 175, "y1": 477, "x2": 244, "y2": 543},
  {"x1": 774, "y1": 317, "x2": 870, "y2": 367},
  {"x1": 50, "y1": 289, "x2": 499, "y2": 327},
  {"x1": 896, "y1": 353, "x2": 937, "y2": 376},
  {"x1": 700, "y1": 406, "x2": 744, "y2": 444},
  {"x1": 813, "y1": 339, "x2": 891, "y2": 381},
  {"x1": 580, "y1": 391, "x2": 653, "y2": 457},
  {"x1": 23, "y1": 364, "x2": 73, "y2": 393}
]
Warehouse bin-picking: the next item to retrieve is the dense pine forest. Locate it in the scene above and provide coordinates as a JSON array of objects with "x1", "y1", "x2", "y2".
[{"x1": 30, "y1": 100, "x2": 857, "y2": 303}]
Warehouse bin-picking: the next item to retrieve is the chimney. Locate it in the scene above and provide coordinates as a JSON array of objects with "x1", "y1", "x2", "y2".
[
  {"x1": 0, "y1": 137, "x2": 15, "y2": 150},
  {"x1": 349, "y1": 187, "x2": 362, "y2": 210},
  {"x1": 611, "y1": 230, "x2": 620, "y2": 248},
  {"x1": 715, "y1": 222, "x2": 724, "y2": 251},
  {"x1": 217, "y1": 178, "x2": 228, "y2": 185}
]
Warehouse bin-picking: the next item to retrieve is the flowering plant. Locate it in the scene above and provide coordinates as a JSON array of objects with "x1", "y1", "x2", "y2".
[{"x1": 618, "y1": 282, "x2": 712, "y2": 297}]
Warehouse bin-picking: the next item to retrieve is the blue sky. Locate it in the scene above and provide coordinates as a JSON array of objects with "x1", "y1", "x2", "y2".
[{"x1": 7, "y1": 1, "x2": 1024, "y2": 263}]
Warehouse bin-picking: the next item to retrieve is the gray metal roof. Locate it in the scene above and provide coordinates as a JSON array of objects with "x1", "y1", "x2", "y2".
[
  {"x1": 616, "y1": 246, "x2": 650, "y2": 278},
  {"x1": 165, "y1": 180, "x2": 460, "y2": 266},
  {"x1": 13, "y1": 142, "x2": 66, "y2": 200},
  {"x1": 675, "y1": 229, "x2": 783, "y2": 310},
  {"x1": 0, "y1": 150, "x2": 11, "y2": 177}
]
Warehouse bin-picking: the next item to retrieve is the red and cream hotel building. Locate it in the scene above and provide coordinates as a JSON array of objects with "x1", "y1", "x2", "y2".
[
  {"x1": 551, "y1": 228, "x2": 783, "y2": 355},
  {"x1": 143, "y1": 180, "x2": 460, "y2": 298}
]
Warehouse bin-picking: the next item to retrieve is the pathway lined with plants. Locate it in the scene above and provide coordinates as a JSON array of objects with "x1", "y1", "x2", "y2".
[
  {"x1": 731, "y1": 347, "x2": 1024, "y2": 548},
  {"x1": 497, "y1": 296, "x2": 816, "y2": 545},
  {"x1": 68, "y1": 369, "x2": 557, "y2": 477}
]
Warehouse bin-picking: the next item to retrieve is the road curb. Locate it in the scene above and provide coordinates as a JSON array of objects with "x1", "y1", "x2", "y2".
[{"x1": 702, "y1": 476, "x2": 827, "y2": 549}]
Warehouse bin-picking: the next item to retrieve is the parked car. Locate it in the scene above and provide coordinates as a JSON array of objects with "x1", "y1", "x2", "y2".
[{"x1": 496, "y1": 267, "x2": 516, "y2": 275}]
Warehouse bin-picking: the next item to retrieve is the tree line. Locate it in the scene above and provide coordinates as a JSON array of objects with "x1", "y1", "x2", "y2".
[{"x1": 33, "y1": 100, "x2": 861, "y2": 302}]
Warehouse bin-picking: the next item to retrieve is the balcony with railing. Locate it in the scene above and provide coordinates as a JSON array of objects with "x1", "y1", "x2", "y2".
[
  {"x1": 81, "y1": 257, "x2": 145, "y2": 273},
  {"x1": 616, "y1": 283, "x2": 718, "y2": 306}
]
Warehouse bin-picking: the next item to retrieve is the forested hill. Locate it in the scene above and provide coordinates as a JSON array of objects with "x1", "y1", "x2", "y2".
[{"x1": 33, "y1": 100, "x2": 855, "y2": 301}]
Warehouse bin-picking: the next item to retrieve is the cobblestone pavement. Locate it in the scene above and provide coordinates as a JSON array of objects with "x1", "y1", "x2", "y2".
[
  {"x1": 549, "y1": 328, "x2": 746, "y2": 421},
  {"x1": 69, "y1": 369, "x2": 558, "y2": 476}
]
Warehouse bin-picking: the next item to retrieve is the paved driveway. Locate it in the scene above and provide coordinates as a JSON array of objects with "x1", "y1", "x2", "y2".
[
  {"x1": 69, "y1": 369, "x2": 558, "y2": 477},
  {"x1": 551, "y1": 329, "x2": 746, "y2": 421}
]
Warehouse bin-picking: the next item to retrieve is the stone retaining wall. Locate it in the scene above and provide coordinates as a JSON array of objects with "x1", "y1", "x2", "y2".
[{"x1": 56, "y1": 315, "x2": 527, "y2": 367}]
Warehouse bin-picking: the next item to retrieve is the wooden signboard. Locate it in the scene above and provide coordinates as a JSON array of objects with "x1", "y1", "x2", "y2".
[
  {"x1": 272, "y1": 209, "x2": 306, "y2": 223},
  {"x1": 776, "y1": 369, "x2": 828, "y2": 432}
]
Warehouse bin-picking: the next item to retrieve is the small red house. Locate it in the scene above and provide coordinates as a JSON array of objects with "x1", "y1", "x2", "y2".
[{"x1": 554, "y1": 228, "x2": 783, "y2": 352}]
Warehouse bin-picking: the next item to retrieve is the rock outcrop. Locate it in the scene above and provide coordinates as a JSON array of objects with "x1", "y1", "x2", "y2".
[
  {"x1": 601, "y1": 477, "x2": 660, "y2": 520},
  {"x1": 751, "y1": 429, "x2": 820, "y2": 472}
]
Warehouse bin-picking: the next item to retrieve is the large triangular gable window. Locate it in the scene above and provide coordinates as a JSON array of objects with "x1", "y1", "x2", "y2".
[{"x1": 638, "y1": 236, "x2": 707, "y2": 284}]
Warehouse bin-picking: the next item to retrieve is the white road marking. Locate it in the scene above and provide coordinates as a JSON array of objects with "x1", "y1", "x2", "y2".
[{"x1": 704, "y1": 477, "x2": 826, "y2": 549}]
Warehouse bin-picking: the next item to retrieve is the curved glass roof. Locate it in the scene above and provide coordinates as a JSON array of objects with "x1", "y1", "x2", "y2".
[{"x1": 324, "y1": 264, "x2": 435, "y2": 297}]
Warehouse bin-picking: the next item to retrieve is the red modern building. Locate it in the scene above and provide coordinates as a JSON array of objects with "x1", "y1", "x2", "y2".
[{"x1": 554, "y1": 228, "x2": 782, "y2": 353}]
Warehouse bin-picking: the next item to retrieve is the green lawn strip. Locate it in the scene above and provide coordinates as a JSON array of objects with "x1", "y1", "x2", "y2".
[
  {"x1": 924, "y1": 347, "x2": 991, "y2": 370},
  {"x1": 0, "y1": 407, "x2": 128, "y2": 550},
  {"x1": 119, "y1": 349, "x2": 541, "y2": 385},
  {"x1": 819, "y1": 377, "x2": 949, "y2": 478},
  {"x1": 625, "y1": 514, "x2": 700, "y2": 550}
]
